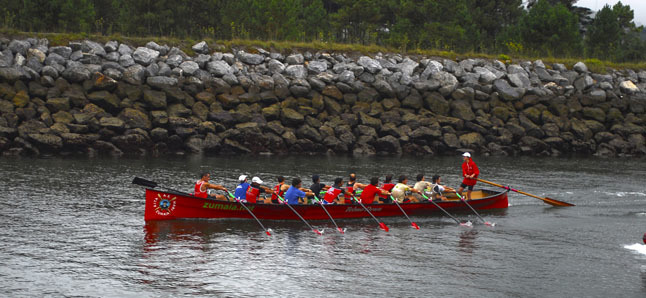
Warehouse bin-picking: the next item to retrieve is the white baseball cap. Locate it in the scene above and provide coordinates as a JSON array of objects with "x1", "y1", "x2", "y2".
[
  {"x1": 462, "y1": 152, "x2": 471, "y2": 157},
  {"x1": 238, "y1": 175, "x2": 248, "y2": 182},
  {"x1": 252, "y1": 177, "x2": 263, "y2": 184}
]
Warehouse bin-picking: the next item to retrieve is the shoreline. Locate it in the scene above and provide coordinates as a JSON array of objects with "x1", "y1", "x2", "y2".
[{"x1": 0, "y1": 37, "x2": 645, "y2": 158}]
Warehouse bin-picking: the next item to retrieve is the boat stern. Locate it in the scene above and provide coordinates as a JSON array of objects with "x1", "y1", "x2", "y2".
[{"x1": 144, "y1": 189, "x2": 180, "y2": 221}]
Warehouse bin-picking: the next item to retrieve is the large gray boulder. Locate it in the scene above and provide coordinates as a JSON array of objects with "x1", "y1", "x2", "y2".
[
  {"x1": 62, "y1": 66, "x2": 91, "y2": 83},
  {"x1": 373, "y1": 79, "x2": 395, "y2": 97},
  {"x1": 534, "y1": 67, "x2": 553, "y2": 82},
  {"x1": 450, "y1": 100, "x2": 476, "y2": 121},
  {"x1": 104, "y1": 40, "x2": 119, "y2": 52},
  {"x1": 44, "y1": 52, "x2": 66, "y2": 66},
  {"x1": 179, "y1": 61, "x2": 199, "y2": 75},
  {"x1": 307, "y1": 60, "x2": 328, "y2": 74},
  {"x1": 574, "y1": 75, "x2": 594, "y2": 91},
  {"x1": 0, "y1": 67, "x2": 27, "y2": 82},
  {"x1": 194, "y1": 54, "x2": 211, "y2": 69},
  {"x1": 119, "y1": 54, "x2": 135, "y2": 67},
  {"x1": 474, "y1": 67, "x2": 497, "y2": 84},
  {"x1": 432, "y1": 71, "x2": 458, "y2": 96},
  {"x1": 82, "y1": 40, "x2": 106, "y2": 57},
  {"x1": 41, "y1": 65, "x2": 59, "y2": 78},
  {"x1": 118, "y1": 44, "x2": 133, "y2": 56},
  {"x1": 145, "y1": 41, "x2": 168, "y2": 55},
  {"x1": 494, "y1": 79, "x2": 526, "y2": 101},
  {"x1": 573, "y1": 62, "x2": 588, "y2": 73},
  {"x1": 267, "y1": 59, "x2": 285, "y2": 74},
  {"x1": 9, "y1": 40, "x2": 30, "y2": 56},
  {"x1": 48, "y1": 46, "x2": 71, "y2": 59},
  {"x1": 123, "y1": 64, "x2": 146, "y2": 85},
  {"x1": 421, "y1": 60, "x2": 443, "y2": 80},
  {"x1": 507, "y1": 73, "x2": 531, "y2": 88},
  {"x1": 397, "y1": 58, "x2": 419, "y2": 77},
  {"x1": 459, "y1": 132, "x2": 486, "y2": 148},
  {"x1": 0, "y1": 49, "x2": 13, "y2": 67},
  {"x1": 28, "y1": 133, "x2": 63, "y2": 151},
  {"x1": 237, "y1": 51, "x2": 264, "y2": 65},
  {"x1": 165, "y1": 54, "x2": 183, "y2": 68},
  {"x1": 357, "y1": 56, "x2": 382, "y2": 74},
  {"x1": 507, "y1": 64, "x2": 527, "y2": 75},
  {"x1": 338, "y1": 70, "x2": 355, "y2": 84},
  {"x1": 132, "y1": 47, "x2": 159, "y2": 66},
  {"x1": 104, "y1": 51, "x2": 119, "y2": 62},
  {"x1": 374, "y1": 135, "x2": 401, "y2": 154},
  {"x1": 286, "y1": 53, "x2": 304, "y2": 65},
  {"x1": 192, "y1": 41, "x2": 209, "y2": 54},
  {"x1": 285, "y1": 65, "x2": 307, "y2": 79},
  {"x1": 207, "y1": 60, "x2": 233, "y2": 76},
  {"x1": 147, "y1": 76, "x2": 178, "y2": 89}
]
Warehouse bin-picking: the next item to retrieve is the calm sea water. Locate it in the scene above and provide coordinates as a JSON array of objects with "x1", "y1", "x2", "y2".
[{"x1": 1, "y1": 155, "x2": 646, "y2": 297}]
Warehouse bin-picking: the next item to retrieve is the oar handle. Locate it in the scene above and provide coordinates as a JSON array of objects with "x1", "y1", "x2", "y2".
[{"x1": 273, "y1": 192, "x2": 290, "y2": 205}]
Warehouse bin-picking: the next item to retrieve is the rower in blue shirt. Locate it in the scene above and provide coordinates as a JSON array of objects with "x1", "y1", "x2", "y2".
[
  {"x1": 283, "y1": 178, "x2": 314, "y2": 204},
  {"x1": 234, "y1": 175, "x2": 250, "y2": 201}
]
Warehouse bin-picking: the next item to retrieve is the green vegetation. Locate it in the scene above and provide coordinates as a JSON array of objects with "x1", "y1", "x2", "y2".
[{"x1": 1, "y1": 0, "x2": 645, "y2": 69}]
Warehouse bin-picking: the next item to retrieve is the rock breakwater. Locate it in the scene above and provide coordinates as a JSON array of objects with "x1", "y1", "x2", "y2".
[{"x1": 0, "y1": 37, "x2": 645, "y2": 157}]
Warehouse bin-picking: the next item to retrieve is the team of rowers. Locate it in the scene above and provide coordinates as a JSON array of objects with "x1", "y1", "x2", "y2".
[{"x1": 193, "y1": 152, "x2": 480, "y2": 205}]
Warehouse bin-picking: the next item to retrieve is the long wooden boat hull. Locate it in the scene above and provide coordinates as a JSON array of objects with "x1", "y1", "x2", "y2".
[{"x1": 144, "y1": 188, "x2": 508, "y2": 221}]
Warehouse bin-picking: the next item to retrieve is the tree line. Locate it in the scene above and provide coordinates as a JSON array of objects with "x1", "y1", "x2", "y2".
[{"x1": 1, "y1": 0, "x2": 645, "y2": 62}]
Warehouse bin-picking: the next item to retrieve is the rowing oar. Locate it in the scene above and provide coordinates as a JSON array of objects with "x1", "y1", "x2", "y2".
[
  {"x1": 132, "y1": 177, "x2": 193, "y2": 196},
  {"x1": 419, "y1": 193, "x2": 472, "y2": 227},
  {"x1": 477, "y1": 178, "x2": 575, "y2": 207},
  {"x1": 351, "y1": 196, "x2": 389, "y2": 232},
  {"x1": 310, "y1": 195, "x2": 345, "y2": 234},
  {"x1": 454, "y1": 191, "x2": 495, "y2": 227},
  {"x1": 226, "y1": 191, "x2": 272, "y2": 236},
  {"x1": 276, "y1": 193, "x2": 323, "y2": 235},
  {"x1": 389, "y1": 195, "x2": 419, "y2": 229}
]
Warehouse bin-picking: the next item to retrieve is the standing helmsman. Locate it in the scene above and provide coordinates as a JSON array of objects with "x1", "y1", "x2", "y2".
[
  {"x1": 194, "y1": 172, "x2": 228, "y2": 200},
  {"x1": 457, "y1": 152, "x2": 479, "y2": 200}
]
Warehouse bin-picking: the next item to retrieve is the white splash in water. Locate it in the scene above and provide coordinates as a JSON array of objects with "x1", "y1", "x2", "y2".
[
  {"x1": 615, "y1": 192, "x2": 646, "y2": 197},
  {"x1": 625, "y1": 243, "x2": 646, "y2": 255},
  {"x1": 637, "y1": 213, "x2": 646, "y2": 217}
]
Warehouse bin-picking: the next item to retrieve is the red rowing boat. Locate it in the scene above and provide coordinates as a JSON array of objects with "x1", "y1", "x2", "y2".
[{"x1": 143, "y1": 188, "x2": 508, "y2": 221}]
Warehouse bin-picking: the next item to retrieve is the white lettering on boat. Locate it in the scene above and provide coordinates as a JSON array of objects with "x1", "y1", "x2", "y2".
[
  {"x1": 345, "y1": 206, "x2": 382, "y2": 212},
  {"x1": 202, "y1": 202, "x2": 254, "y2": 211}
]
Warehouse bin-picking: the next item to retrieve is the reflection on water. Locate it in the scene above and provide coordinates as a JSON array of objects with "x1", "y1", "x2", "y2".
[
  {"x1": 2, "y1": 156, "x2": 646, "y2": 296},
  {"x1": 458, "y1": 230, "x2": 479, "y2": 254}
]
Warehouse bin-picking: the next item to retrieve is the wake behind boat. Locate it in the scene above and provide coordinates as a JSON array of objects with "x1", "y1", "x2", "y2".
[{"x1": 141, "y1": 184, "x2": 508, "y2": 221}]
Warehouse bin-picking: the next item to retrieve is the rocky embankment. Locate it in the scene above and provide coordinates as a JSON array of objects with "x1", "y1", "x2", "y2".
[{"x1": 0, "y1": 37, "x2": 645, "y2": 157}]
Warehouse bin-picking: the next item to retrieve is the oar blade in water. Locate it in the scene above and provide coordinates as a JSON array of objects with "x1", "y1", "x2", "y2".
[
  {"x1": 544, "y1": 197, "x2": 576, "y2": 207},
  {"x1": 132, "y1": 177, "x2": 157, "y2": 188},
  {"x1": 379, "y1": 222, "x2": 389, "y2": 232},
  {"x1": 460, "y1": 221, "x2": 473, "y2": 227}
]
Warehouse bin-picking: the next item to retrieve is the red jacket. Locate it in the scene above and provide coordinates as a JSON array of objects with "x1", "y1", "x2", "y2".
[{"x1": 461, "y1": 159, "x2": 479, "y2": 186}]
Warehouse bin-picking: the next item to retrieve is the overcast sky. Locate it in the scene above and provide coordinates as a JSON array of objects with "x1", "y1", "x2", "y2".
[{"x1": 577, "y1": 0, "x2": 646, "y2": 26}]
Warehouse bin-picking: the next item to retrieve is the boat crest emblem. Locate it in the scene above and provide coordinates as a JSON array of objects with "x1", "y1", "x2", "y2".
[{"x1": 154, "y1": 193, "x2": 177, "y2": 216}]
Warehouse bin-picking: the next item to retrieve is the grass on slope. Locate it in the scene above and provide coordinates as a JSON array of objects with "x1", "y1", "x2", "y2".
[{"x1": 2, "y1": 28, "x2": 645, "y2": 73}]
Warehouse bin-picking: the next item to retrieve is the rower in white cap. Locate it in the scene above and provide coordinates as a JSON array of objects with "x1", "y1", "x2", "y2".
[
  {"x1": 245, "y1": 177, "x2": 274, "y2": 204},
  {"x1": 457, "y1": 152, "x2": 479, "y2": 201},
  {"x1": 233, "y1": 175, "x2": 250, "y2": 201}
]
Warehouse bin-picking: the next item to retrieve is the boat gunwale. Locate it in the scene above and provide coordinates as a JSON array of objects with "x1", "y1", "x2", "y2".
[{"x1": 146, "y1": 187, "x2": 509, "y2": 207}]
